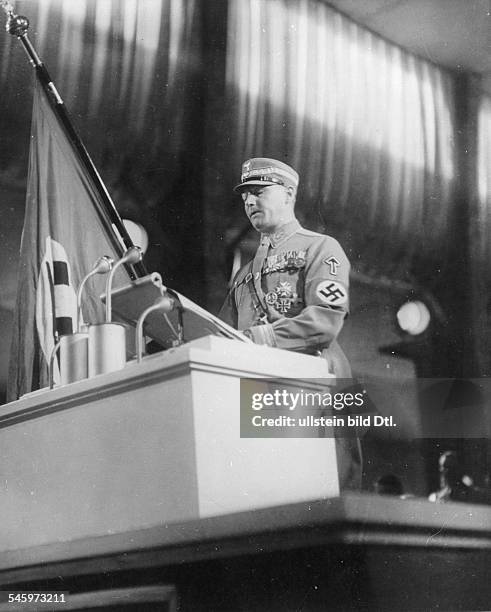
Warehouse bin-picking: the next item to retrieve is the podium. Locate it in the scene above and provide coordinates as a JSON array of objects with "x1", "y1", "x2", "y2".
[
  {"x1": 0, "y1": 342, "x2": 490, "y2": 610},
  {"x1": 0, "y1": 336, "x2": 338, "y2": 553}
]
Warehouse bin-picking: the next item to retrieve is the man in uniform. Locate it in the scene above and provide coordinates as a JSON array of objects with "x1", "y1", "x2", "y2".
[{"x1": 219, "y1": 157, "x2": 361, "y2": 489}]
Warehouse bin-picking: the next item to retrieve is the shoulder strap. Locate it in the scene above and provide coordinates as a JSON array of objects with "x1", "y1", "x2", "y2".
[{"x1": 251, "y1": 236, "x2": 270, "y2": 312}]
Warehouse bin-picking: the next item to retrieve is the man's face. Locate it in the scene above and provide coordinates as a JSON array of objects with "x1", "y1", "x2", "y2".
[{"x1": 240, "y1": 184, "x2": 293, "y2": 233}]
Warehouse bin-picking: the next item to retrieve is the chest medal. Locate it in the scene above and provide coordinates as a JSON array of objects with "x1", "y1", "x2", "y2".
[
  {"x1": 265, "y1": 281, "x2": 298, "y2": 314},
  {"x1": 263, "y1": 250, "x2": 306, "y2": 274}
]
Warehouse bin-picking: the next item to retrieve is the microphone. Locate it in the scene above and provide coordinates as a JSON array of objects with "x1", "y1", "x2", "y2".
[
  {"x1": 105, "y1": 246, "x2": 142, "y2": 322},
  {"x1": 136, "y1": 295, "x2": 175, "y2": 362},
  {"x1": 87, "y1": 247, "x2": 142, "y2": 378},
  {"x1": 77, "y1": 256, "x2": 113, "y2": 332},
  {"x1": 49, "y1": 256, "x2": 114, "y2": 388}
]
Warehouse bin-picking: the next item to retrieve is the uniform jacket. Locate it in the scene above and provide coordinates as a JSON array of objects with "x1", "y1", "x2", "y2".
[{"x1": 219, "y1": 219, "x2": 351, "y2": 377}]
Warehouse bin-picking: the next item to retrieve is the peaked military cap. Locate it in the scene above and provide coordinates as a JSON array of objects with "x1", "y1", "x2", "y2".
[{"x1": 234, "y1": 157, "x2": 299, "y2": 192}]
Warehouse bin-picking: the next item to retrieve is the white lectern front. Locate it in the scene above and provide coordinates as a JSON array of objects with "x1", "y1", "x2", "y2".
[{"x1": 0, "y1": 337, "x2": 338, "y2": 553}]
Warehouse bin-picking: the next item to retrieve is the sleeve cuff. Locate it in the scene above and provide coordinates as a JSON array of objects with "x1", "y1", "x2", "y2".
[{"x1": 246, "y1": 324, "x2": 278, "y2": 347}]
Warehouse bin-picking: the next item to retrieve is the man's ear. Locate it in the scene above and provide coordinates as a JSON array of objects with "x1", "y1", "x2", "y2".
[{"x1": 286, "y1": 186, "x2": 295, "y2": 204}]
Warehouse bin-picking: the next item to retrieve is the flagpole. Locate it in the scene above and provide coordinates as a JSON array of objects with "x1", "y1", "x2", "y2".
[{"x1": 1, "y1": 2, "x2": 147, "y2": 279}]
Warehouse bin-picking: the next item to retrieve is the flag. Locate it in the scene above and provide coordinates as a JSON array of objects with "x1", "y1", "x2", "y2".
[{"x1": 7, "y1": 82, "x2": 132, "y2": 400}]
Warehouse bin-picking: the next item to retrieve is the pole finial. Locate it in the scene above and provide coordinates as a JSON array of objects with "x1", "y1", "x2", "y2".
[
  {"x1": 1, "y1": 1, "x2": 29, "y2": 37},
  {"x1": 6, "y1": 13, "x2": 29, "y2": 36}
]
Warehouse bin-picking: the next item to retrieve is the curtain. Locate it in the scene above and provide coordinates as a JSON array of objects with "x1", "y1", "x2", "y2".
[
  {"x1": 224, "y1": 0, "x2": 457, "y2": 282},
  {"x1": 476, "y1": 96, "x2": 491, "y2": 264},
  {"x1": 0, "y1": 0, "x2": 204, "y2": 292},
  {"x1": 470, "y1": 94, "x2": 491, "y2": 372},
  {"x1": 0, "y1": 0, "x2": 201, "y2": 207}
]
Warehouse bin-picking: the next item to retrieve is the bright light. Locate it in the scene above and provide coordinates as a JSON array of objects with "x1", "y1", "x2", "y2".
[
  {"x1": 396, "y1": 301, "x2": 431, "y2": 335},
  {"x1": 123, "y1": 219, "x2": 149, "y2": 254}
]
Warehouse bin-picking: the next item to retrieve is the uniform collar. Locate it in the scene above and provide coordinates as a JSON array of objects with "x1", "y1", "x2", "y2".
[{"x1": 261, "y1": 219, "x2": 301, "y2": 248}]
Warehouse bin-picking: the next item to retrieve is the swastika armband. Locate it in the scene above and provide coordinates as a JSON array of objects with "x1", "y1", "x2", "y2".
[{"x1": 315, "y1": 280, "x2": 348, "y2": 306}]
